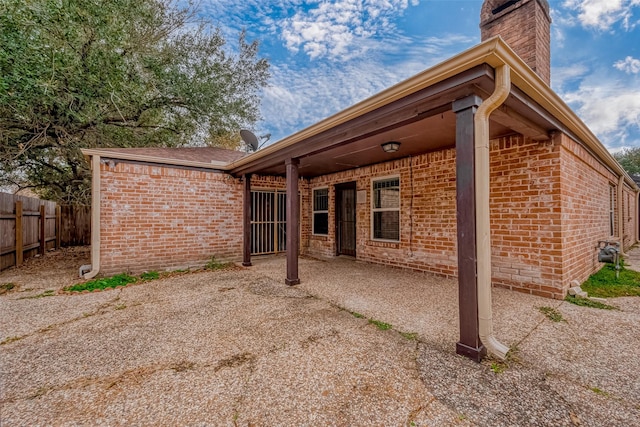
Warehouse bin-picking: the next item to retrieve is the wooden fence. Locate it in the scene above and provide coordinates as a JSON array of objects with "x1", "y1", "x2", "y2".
[{"x1": 0, "y1": 193, "x2": 91, "y2": 271}]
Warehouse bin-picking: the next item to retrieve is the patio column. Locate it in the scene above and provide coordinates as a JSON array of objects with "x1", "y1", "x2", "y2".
[
  {"x1": 242, "y1": 174, "x2": 252, "y2": 267},
  {"x1": 453, "y1": 95, "x2": 486, "y2": 362},
  {"x1": 285, "y1": 158, "x2": 300, "y2": 285}
]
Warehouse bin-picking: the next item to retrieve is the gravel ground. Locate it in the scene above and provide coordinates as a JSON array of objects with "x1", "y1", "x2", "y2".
[{"x1": 1, "y1": 249, "x2": 639, "y2": 426}]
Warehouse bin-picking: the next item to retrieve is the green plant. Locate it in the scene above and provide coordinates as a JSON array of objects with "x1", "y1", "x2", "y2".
[
  {"x1": 205, "y1": 256, "x2": 234, "y2": 271},
  {"x1": 350, "y1": 311, "x2": 365, "y2": 318},
  {"x1": 538, "y1": 306, "x2": 565, "y2": 322},
  {"x1": 590, "y1": 387, "x2": 609, "y2": 397},
  {"x1": 582, "y1": 264, "x2": 640, "y2": 297},
  {"x1": 65, "y1": 274, "x2": 137, "y2": 293},
  {"x1": 114, "y1": 304, "x2": 127, "y2": 310},
  {"x1": 400, "y1": 332, "x2": 419, "y2": 341},
  {"x1": 490, "y1": 362, "x2": 506, "y2": 374},
  {"x1": 18, "y1": 289, "x2": 56, "y2": 300},
  {"x1": 565, "y1": 296, "x2": 618, "y2": 310},
  {"x1": 368, "y1": 319, "x2": 392, "y2": 331},
  {"x1": 140, "y1": 271, "x2": 159, "y2": 281},
  {"x1": 1, "y1": 336, "x2": 22, "y2": 345},
  {"x1": 0, "y1": 283, "x2": 16, "y2": 294}
]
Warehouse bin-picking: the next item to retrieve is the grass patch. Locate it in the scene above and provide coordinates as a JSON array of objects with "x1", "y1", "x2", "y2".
[
  {"x1": 368, "y1": 319, "x2": 392, "y2": 331},
  {"x1": 1, "y1": 336, "x2": 23, "y2": 345},
  {"x1": 65, "y1": 273, "x2": 137, "y2": 293},
  {"x1": 350, "y1": 311, "x2": 365, "y2": 319},
  {"x1": 538, "y1": 306, "x2": 565, "y2": 322},
  {"x1": 114, "y1": 304, "x2": 127, "y2": 310},
  {"x1": 582, "y1": 264, "x2": 640, "y2": 298},
  {"x1": 0, "y1": 283, "x2": 16, "y2": 295},
  {"x1": 205, "y1": 256, "x2": 235, "y2": 271},
  {"x1": 590, "y1": 386, "x2": 610, "y2": 397},
  {"x1": 18, "y1": 289, "x2": 55, "y2": 299},
  {"x1": 400, "y1": 332, "x2": 419, "y2": 341},
  {"x1": 490, "y1": 362, "x2": 506, "y2": 374},
  {"x1": 565, "y1": 296, "x2": 618, "y2": 310},
  {"x1": 140, "y1": 271, "x2": 159, "y2": 281}
]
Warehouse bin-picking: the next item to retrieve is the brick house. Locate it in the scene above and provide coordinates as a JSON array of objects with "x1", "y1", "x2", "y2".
[{"x1": 82, "y1": 0, "x2": 638, "y2": 360}]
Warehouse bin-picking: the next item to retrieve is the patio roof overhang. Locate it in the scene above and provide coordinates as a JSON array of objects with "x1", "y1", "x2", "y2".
[{"x1": 227, "y1": 37, "x2": 637, "y2": 189}]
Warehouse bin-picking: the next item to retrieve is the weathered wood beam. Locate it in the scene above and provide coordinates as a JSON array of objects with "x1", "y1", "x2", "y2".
[
  {"x1": 491, "y1": 104, "x2": 549, "y2": 140},
  {"x1": 453, "y1": 94, "x2": 486, "y2": 362},
  {"x1": 285, "y1": 158, "x2": 300, "y2": 285},
  {"x1": 242, "y1": 174, "x2": 252, "y2": 267}
]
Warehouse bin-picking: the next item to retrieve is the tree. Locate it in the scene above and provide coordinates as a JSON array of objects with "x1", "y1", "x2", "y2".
[
  {"x1": 0, "y1": 0, "x2": 269, "y2": 204},
  {"x1": 614, "y1": 147, "x2": 640, "y2": 176}
]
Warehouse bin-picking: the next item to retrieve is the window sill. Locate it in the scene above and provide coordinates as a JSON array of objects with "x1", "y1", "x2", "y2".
[
  {"x1": 311, "y1": 234, "x2": 329, "y2": 241},
  {"x1": 367, "y1": 240, "x2": 400, "y2": 249}
]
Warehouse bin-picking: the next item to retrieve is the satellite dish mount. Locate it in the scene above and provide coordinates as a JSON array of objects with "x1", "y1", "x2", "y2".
[{"x1": 240, "y1": 130, "x2": 271, "y2": 152}]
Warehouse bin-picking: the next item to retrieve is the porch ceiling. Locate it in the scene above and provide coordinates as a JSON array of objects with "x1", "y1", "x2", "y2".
[{"x1": 230, "y1": 63, "x2": 557, "y2": 179}]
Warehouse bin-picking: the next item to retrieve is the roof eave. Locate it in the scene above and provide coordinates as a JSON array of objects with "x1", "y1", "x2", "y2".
[{"x1": 80, "y1": 148, "x2": 231, "y2": 170}]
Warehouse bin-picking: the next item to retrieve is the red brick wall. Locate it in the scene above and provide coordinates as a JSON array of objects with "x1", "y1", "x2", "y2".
[
  {"x1": 99, "y1": 161, "x2": 244, "y2": 275},
  {"x1": 488, "y1": 135, "x2": 563, "y2": 298},
  {"x1": 305, "y1": 135, "x2": 568, "y2": 297},
  {"x1": 559, "y1": 135, "x2": 637, "y2": 288}
]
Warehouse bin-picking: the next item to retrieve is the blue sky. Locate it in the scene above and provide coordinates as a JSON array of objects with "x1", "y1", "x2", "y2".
[{"x1": 198, "y1": 0, "x2": 640, "y2": 153}]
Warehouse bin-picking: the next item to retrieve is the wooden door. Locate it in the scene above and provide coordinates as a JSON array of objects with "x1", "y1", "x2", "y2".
[{"x1": 336, "y1": 183, "x2": 356, "y2": 256}]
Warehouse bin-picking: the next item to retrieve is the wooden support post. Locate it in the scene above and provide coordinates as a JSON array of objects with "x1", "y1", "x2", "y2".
[
  {"x1": 453, "y1": 95, "x2": 486, "y2": 362},
  {"x1": 55, "y1": 205, "x2": 62, "y2": 249},
  {"x1": 15, "y1": 201, "x2": 23, "y2": 266},
  {"x1": 285, "y1": 158, "x2": 300, "y2": 285},
  {"x1": 242, "y1": 174, "x2": 252, "y2": 266},
  {"x1": 39, "y1": 204, "x2": 46, "y2": 256}
]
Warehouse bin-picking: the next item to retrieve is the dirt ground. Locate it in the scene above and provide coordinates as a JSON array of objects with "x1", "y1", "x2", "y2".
[{"x1": 1, "y1": 249, "x2": 639, "y2": 426}]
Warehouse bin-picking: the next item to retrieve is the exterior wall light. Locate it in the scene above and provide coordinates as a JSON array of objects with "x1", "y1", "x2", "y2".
[{"x1": 381, "y1": 141, "x2": 401, "y2": 153}]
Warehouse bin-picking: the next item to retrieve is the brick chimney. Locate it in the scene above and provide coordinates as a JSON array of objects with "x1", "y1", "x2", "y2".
[{"x1": 480, "y1": 0, "x2": 552, "y2": 85}]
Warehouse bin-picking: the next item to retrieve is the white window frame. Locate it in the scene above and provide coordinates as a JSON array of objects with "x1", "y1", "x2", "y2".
[
  {"x1": 370, "y1": 175, "x2": 400, "y2": 242},
  {"x1": 312, "y1": 187, "x2": 329, "y2": 236}
]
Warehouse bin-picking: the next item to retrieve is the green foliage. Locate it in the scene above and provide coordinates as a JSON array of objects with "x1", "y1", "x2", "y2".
[
  {"x1": 350, "y1": 311, "x2": 365, "y2": 318},
  {"x1": 368, "y1": 319, "x2": 392, "y2": 331},
  {"x1": 564, "y1": 296, "x2": 618, "y2": 310},
  {"x1": 18, "y1": 289, "x2": 56, "y2": 299},
  {"x1": 0, "y1": 0, "x2": 269, "y2": 203},
  {"x1": 582, "y1": 264, "x2": 640, "y2": 298},
  {"x1": 490, "y1": 362, "x2": 506, "y2": 374},
  {"x1": 614, "y1": 147, "x2": 640, "y2": 176},
  {"x1": 400, "y1": 332, "x2": 418, "y2": 340},
  {"x1": 140, "y1": 271, "x2": 159, "y2": 281},
  {"x1": 65, "y1": 273, "x2": 136, "y2": 292},
  {"x1": 0, "y1": 283, "x2": 16, "y2": 294},
  {"x1": 538, "y1": 306, "x2": 565, "y2": 322},
  {"x1": 0, "y1": 336, "x2": 23, "y2": 345},
  {"x1": 590, "y1": 386, "x2": 610, "y2": 397},
  {"x1": 205, "y1": 256, "x2": 234, "y2": 270}
]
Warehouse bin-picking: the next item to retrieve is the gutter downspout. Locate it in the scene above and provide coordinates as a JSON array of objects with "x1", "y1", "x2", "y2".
[
  {"x1": 84, "y1": 155, "x2": 101, "y2": 279},
  {"x1": 617, "y1": 174, "x2": 627, "y2": 256},
  {"x1": 475, "y1": 64, "x2": 511, "y2": 360}
]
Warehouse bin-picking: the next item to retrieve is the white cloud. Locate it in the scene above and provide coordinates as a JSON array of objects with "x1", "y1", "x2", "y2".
[
  {"x1": 551, "y1": 64, "x2": 590, "y2": 91},
  {"x1": 280, "y1": 0, "x2": 419, "y2": 60},
  {"x1": 614, "y1": 56, "x2": 640, "y2": 73},
  {"x1": 260, "y1": 34, "x2": 474, "y2": 141},
  {"x1": 562, "y1": 0, "x2": 640, "y2": 31},
  {"x1": 561, "y1": 79, "x2": 640, "y2": 149}
]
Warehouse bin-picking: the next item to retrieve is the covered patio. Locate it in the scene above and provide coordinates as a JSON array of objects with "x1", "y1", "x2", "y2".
[{"x1": 230, "y1": 37, "x2": 567, "y2": 361}]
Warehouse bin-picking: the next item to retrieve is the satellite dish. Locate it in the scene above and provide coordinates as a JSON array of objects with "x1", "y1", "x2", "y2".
[
  {"x1": 240, "y1": 130, "x2": 271, "y2": 152},
  {"x1": 240, "y1": 129, "x2": 260, "y2": 152}
]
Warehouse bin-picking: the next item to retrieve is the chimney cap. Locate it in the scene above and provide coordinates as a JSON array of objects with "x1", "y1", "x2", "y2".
[{"x1": 480, "y1": 0, "x2": 550, "y2": 26}]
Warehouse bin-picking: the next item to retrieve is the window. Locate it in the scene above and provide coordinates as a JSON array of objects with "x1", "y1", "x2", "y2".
[
  {"x1": 313, "y1": 188, "x2": 329, "y2": 235},
  {"x1": 610, "y1": 184, "x2": 616, "y2": 236},
  {"x1": 372, "y1": 177, "x2": 400, "y2": 241}
]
